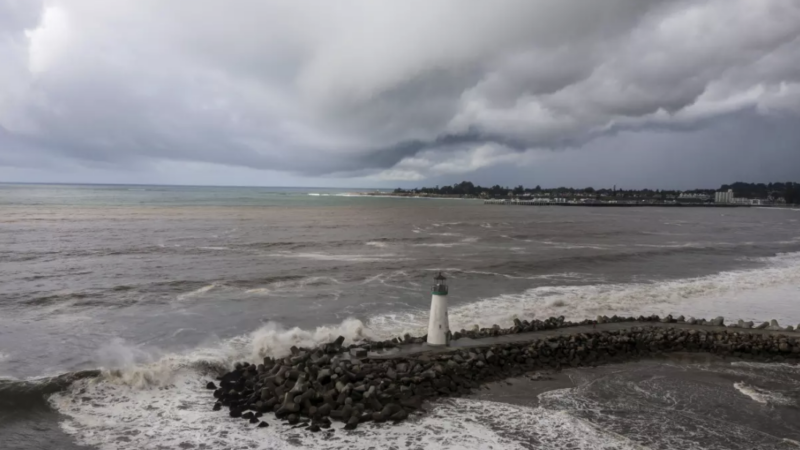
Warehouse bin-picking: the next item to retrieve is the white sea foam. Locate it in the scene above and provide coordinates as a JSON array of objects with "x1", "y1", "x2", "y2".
[
  {"x1": 176, "y1": 283, "x2": 218, "y2": 300},
  {"x1": 198, "y1": 246, "x2": 229, "y2": 251},
  {"x1": 365, "y1": 241, "x2": 388, "y2": 248},
  {"x1": 52, "y1": 372, "x2": 637, "y2": 450},
  {"x1": 270, "y1": 276, "x2": 343, "y2": 289},
  {"x1": 730, "y1": 361, "x2": 800, "y2": 373},
  {"x1": 733, "y1": 382, "x2": 794, "y2": 405},
  {"x1": 48, "y1": 319, "x2": 385, "y2": 449},
  {"x1": 270, "y1": 251, "x2": 407, "y2": 262},
  {"x1": 413, "y1": 243, "x2": 463, "y2": 248},
  {"x1": 244, "y1": 287, "x2": 271, "y2": 294}
]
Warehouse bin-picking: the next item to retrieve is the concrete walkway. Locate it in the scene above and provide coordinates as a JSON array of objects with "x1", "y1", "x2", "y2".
[{"x1": 370, "y1": 321, "x2": 797, "y2": 359}]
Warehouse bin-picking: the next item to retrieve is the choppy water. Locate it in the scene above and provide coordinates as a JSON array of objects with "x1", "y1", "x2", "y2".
[{"x1": 1, "y1": 183, "x2": 799, "y2": 449}]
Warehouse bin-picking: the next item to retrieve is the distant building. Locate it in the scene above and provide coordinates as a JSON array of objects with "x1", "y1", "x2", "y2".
[
  {"x1": 714, "y1": 189, "x2": 734, "y2": 204},
  {"x1": 679, "y1": 192, "x2": 710, "y2": 203}
]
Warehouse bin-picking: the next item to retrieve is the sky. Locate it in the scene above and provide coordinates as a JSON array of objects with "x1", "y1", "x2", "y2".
[{"x1": 1, "y1": 0, "x2": 799, "y2": 189}]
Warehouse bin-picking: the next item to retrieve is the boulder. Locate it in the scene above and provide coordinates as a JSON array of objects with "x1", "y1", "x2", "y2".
[
  {"x1": 316, "y1": 368, "x2": 331, "y2": 383},
  {"x1": 316, "y1": 403, "x2": 332, "y2": 418},
  {"x1": 390, "y1": 408, "x2": 409, "y2": 421},
  {"x1": 344, "y1": 415, "x2": 359, "y2": 430},
  {"x1": 756, "y1": 321, "x2": 769, "y2": 329},
  {"x1": 350, "y1": 348, "x2": 368, "y2": 358},
  {"x1": 258, "y1": 421, "x2": 269, "y2": 428},
  {"x1": 710, "y1": 317, "x2": 724, "y2": 327},
  {"x1": 768, "y1": 320, "x2": 783, "y2": 331},
  {"x1": 206, "y1": 381, "x2": 217, "y2": 390}
]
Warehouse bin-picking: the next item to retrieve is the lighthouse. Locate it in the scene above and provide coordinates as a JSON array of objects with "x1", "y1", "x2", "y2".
[{"x1": 427, "y1": 272, "x2": 450, "y2": 346}]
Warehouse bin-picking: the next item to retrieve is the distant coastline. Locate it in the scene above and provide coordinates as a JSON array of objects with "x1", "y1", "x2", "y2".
[{"x1": 386, "y1": 180, "x2": 800, "y2": 207}]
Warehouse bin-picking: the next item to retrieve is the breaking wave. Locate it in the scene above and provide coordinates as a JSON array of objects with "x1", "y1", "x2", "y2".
[{"x1": 733, "y1": 382, "x2": 795, "y2": 406}]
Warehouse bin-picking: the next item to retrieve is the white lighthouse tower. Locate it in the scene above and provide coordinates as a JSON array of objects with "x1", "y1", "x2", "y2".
[{"x1": 427, "y1": 272, "x2": 450, "y2": 346}]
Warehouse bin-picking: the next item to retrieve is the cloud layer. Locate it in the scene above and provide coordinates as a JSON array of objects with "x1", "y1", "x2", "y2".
[{"x1": 1, "y1": 0, "x2": 799, "y2": 184}]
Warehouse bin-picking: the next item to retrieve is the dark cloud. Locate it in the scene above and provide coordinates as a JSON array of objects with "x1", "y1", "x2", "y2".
[{"x1": 0, "y1": 0, "x2": 799, "y2": 185}]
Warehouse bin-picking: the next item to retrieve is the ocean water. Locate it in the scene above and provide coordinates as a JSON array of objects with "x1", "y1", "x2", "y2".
[{"x1": 1, "y1": 183, "x2": 799, "y2": 449}]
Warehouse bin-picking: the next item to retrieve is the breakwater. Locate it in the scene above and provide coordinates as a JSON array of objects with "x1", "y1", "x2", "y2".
[{"x1": 208, "y1": 315, "x2": 800, "y2": 432}]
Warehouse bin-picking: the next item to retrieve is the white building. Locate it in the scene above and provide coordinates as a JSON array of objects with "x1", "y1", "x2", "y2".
[
  {"x1": 715, "y1": 189, "x2": 734, "y2": 204},
  {"x1": 679, "y1": 192, "x2": 711, "y2": 201}
]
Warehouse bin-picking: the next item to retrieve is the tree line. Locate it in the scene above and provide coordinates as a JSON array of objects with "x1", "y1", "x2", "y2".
[{"x1": 393, "y1": 181, "x2": 799, "y2": 203}]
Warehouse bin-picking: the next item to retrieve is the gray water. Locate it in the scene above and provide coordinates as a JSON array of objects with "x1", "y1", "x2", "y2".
[{"x1": 1, "y1": 183, "x2": 799, "y2": 449}]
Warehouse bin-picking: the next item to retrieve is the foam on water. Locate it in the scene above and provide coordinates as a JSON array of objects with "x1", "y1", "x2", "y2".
[
  {"x1": 270, "y1": 251, "x2": 408, "y2": 262},
  {"x1": 413, "y1": 243, "x2": 463, "y2": 248},
  {"x1": 733, "y1": 382, "x2": 795, "y2": 406},
  {"x1": 52, "y1": 374, "x2": 638, "y2": 450},
  {"x1": 365, "y1": 241, "x2": 388, "y2": 248},
  {"x1": 176, "y1": 283, "x2": 218, "y2": 300}
]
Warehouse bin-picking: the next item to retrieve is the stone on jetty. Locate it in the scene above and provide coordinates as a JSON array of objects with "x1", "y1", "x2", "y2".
[
  {"x1": 768, "y1": 319, "x2": 784, "y2": 331},
  {"x1": 710, "y1": 316, "x2": 724, "y2": 326},
  {"x1": 209, "y1": 314, "x2": 800, "y2": 433}
]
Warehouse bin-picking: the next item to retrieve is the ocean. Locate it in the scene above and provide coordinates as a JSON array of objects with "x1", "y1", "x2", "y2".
[{"x1": 1, "y1": 183, "x2": 799, "y2": 449}]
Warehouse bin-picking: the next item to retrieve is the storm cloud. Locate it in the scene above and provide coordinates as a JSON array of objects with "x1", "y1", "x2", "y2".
[{"x1": 1, "y1": 0, "x2": 799, "y2": 186}]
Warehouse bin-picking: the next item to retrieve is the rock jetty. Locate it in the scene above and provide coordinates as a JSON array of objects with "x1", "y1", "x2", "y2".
[{"x1": 208, "y1": 315, "x2": 800, "y2": 432}]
